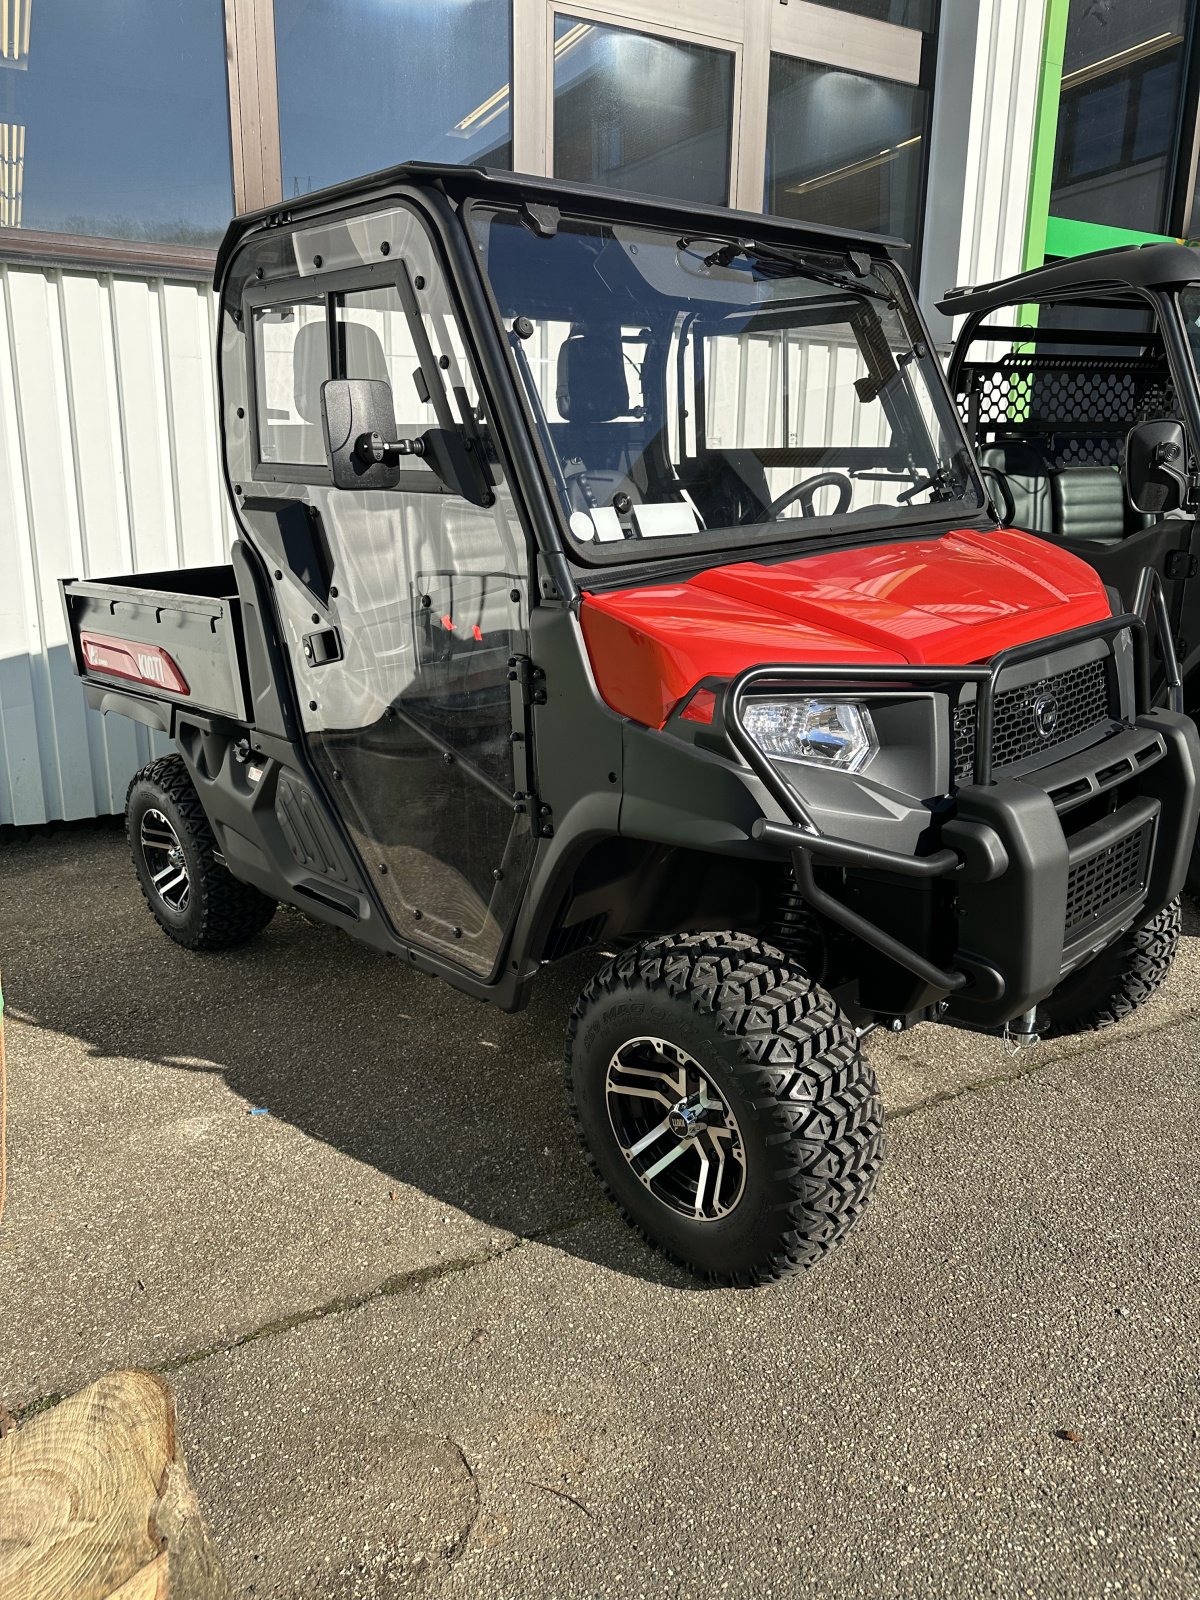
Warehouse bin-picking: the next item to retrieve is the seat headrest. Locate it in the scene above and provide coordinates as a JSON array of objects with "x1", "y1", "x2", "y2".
[
  {"x1": 979, "y1": 440, "x2": 1049, "y2": 477},
  {"x1": 292, "y1": 322, "x2": 329, "y2": 425},
  {"x1": 292, "y1": 318, "x2": 391, "y2": 424},
  {"x1": 556, "y1": 327, "x2": 629, "y2": 424},
  {"x1": 1050, "y1": 465, "x2": 1127, "y2": 545}
]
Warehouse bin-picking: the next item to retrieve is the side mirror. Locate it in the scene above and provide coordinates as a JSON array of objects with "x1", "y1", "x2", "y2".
[
  {"x1": 1126, "y1": 419, "x2": 1190, "y2": 516},
  {"x1": 320, "y1": 377, "x2": 494, "y2": 506},
  {"x1": 320, "y1": 378, "x2": 403, "y2": 491}
]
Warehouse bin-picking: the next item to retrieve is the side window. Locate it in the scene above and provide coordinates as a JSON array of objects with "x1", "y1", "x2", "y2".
[
  {"x1": 332, "y1": 282, "x2": 476, "y2": 480},
  {"x1": 252, "y1": 300, "x2": 328, "y2": 466}
]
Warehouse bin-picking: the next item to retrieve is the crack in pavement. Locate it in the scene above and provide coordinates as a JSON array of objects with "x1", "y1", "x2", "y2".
[
  {"x1": 9, "y1": 1205, "x2": 612, "y2": 1423},
  {"x1": 526, "y1": 1481, "x2": 597, "y2": 1522},
  {"x1": 12, "y1": 999, "x2": 1200, "y2": 1423},
  {"x1": 442, "y1": 1438, "x2": 482, "y2": 1565}
]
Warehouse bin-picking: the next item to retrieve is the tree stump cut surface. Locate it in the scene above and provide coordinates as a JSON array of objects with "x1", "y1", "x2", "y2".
[{"x1": 0, "y1": 1369, "x2": 231, "y2": 1600}]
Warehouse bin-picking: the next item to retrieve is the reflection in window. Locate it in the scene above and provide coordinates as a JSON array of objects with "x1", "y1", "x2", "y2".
[
  {"x1": 806, "y1": 0, "x2": 936, "y2": 27},
  {"x1": 253, "y1": 301, "x2": 329, "y2": 467},
  {"x1": 764, "y1": 56, "x2": 929, "y2": 248},
  {"x1": 1178, "y1": 286, "x2": 1200, "y2": 380},
  {"x1": 552, "y1": 16, "x2": 734, "y2": 205},
  {"x1": 1051, "y1": 0, "x2": 1187, "y2": 234},
  {"x1": 274, "y1": 0, "x2": 512, "y2": 199},
  {"x1": 0, "y1": 0, "x2": 231, "y2": 242}
]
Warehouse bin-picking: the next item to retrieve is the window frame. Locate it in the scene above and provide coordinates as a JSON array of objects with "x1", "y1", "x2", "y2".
[{"x1": 242, "y1": 255, "x2": 470, "y2": 490}]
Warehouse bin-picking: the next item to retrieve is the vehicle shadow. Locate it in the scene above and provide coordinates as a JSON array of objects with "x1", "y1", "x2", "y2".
[{"x1": 0, "y1": 822, "x2": 697, "y2": 1288}]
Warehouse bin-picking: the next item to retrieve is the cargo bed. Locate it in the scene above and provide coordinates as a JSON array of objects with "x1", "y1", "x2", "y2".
[{"x1": 61, "y1": 565, "x2": 249, "y2": 728}]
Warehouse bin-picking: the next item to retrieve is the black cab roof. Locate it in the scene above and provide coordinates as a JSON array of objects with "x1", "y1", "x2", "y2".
[
  {"x1": 214, "y1": 161, "x2": 906, "y2": 290},
  {"x1": 937, "y1": 241, "x2": 1200, "y2": 317}
]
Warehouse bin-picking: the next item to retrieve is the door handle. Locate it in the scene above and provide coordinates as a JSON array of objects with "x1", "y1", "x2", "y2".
[{"x1": 302, "y1": 628, "x2": 342, "y2": 667}]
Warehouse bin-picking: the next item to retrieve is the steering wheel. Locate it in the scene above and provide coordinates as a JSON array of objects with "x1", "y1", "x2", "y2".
[{"x1": 754, "y1": 471, "x2": 854, "y2": 523}]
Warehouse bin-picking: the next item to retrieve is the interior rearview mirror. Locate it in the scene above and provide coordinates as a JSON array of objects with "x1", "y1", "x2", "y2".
[
  {"x1": 1125, "y1": 418, "x2": 1190, "y2": 516},
  {"x1": 320, "y1": 378, "x2": 403, "y2": 491}
]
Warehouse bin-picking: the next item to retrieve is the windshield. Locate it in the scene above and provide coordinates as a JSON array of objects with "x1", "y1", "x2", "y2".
[
  {"x1": 472, "y1": 206, "x2": 984, "y2": 558},
  {"x1": 1179, "y1": 285, "x2": 1200, "y2": 382}
]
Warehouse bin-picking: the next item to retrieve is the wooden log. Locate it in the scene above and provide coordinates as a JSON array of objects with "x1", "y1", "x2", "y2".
[{"x1": 0, "y1": 1369, "x2": 231, "y2": 1600}]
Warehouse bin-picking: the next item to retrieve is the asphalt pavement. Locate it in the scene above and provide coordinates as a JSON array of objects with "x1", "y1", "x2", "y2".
[{"x1": 1, "y1": 822, "x2": 1198, "y2": 1598}]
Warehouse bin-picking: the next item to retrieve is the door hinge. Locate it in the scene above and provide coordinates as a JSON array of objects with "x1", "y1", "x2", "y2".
[
  {"x1": 1165, "y1": 550, "x2": 1198, "y2": 580},
  {"x1": 507, "y1": 655, "x2": 547, "y2": 705},
  {"x1": 507, "y1": 656, "x2": 549, "y2": 828}
]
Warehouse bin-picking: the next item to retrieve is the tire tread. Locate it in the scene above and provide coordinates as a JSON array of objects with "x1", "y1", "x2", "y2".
[
  {"x1": 126, "y1": 755, "x2": 276, "y2": 951},
  {"x1": 565, "y1": 931, "x2": 884, "y2": 1287}
]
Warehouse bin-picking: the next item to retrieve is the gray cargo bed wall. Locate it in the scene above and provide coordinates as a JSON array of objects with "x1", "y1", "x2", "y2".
[{"x1": 61, "y1": 564, "x2": 249, "y2": 723}]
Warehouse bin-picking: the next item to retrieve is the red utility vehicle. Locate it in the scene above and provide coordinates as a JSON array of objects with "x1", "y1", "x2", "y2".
[{"x1": 62, "y1": 168, "x2": 1198, "y2": 1285}]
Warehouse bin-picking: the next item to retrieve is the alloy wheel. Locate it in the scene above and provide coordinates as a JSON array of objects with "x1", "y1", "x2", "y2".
[
  {"x1": 139, "y1": 808, "x2": 191, "y2": 913},
  {"x1": 604, "y1": 1036, "x2": 747, "y2": 1221}
]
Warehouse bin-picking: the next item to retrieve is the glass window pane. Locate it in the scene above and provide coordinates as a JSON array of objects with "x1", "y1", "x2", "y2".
[
  {"x1": 274, "y1": 0, "x2": 512, "y2": 199},
  {"x1": 473, "y1": 205, "x2": 983, "y2": 556},
  {"x1": 552, "y1": 16, "x2": 734, "y2": 205},
  {"x1": 0, "y1": 0, "x2": 231, "y2": 242},
  {"x1": 765, "y1": 56, "x2": 928, "y2": 247},
  {"x1": 804, "y1": 0, "x2": 936, "y2": 28},
  {"x1": 253, "y1": 301, "x2": 329, "y2": 468},
  {"x1": 1051, "y1": 0, "x2": 1187, "y2": 234}
]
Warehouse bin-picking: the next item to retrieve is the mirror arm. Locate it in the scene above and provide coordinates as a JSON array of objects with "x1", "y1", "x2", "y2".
[{"x1": 354, "y1": 430, "x2": 425, "y2": 466}]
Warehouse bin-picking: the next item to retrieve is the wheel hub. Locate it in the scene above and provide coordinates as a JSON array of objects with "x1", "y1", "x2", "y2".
[
  {"x1": 666, "y1": 1094, "x2": 714, "y2": 1140},
  {"x1": 604, "y1": 1037, "x2": 746, "y2": 1222},
  {"x1": 139, "y1": 809, "x2": 191, "y2": 913}
]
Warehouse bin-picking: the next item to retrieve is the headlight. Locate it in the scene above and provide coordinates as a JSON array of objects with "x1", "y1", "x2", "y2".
[{"x1": 742, "y1": 698, "x2": 878, "y2": 772}]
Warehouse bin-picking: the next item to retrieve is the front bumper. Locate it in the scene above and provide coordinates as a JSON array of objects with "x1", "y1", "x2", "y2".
[
  {"x1": 940, "y1": 709, "x2": 1196, "y2": 1026},
  {"x1": 730, "y1": 603, "x2": 1199, "y2": 1029},
  {"x1": 753, "y1": 709, "x2": 1197, "y2": 1027}
]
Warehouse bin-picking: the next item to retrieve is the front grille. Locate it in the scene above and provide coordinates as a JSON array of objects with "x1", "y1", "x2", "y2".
[
  {"x1": 1064, "y1": 823, "x2": 1150, "y2": 937},
  {"x1": 953, "y1": 657, "x2": 1111, "y2": 785}
]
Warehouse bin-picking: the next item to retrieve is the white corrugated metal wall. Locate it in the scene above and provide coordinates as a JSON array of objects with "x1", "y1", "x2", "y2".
[
  {"x1": 0, "y1": 264, "x2": 236, "y2": 826},
  {"x1": 922, "y1": 0, "x2": 1049, "y2": 345}
]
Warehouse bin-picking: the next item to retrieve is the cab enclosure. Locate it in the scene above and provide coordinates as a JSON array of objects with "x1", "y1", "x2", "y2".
[{"x1": 942, "y1": 244, "x2": 1200, "y2": 709}]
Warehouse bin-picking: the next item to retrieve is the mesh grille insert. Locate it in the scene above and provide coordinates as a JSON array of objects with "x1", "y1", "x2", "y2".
[
  {"x1": 955, "y1": 354, "x2": 1178, "y2": 469},
  {"x1": 1064, "y1": 823, "x2": 1150, "y2": 936},
  {"x1": 953, "y1": 658, "x2": 1110, "y2": 785}
]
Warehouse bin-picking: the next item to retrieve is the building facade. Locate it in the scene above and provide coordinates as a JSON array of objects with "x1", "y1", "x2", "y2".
[{"x1": 0, "y1": 0, "x2": 1194, "y2": 825}]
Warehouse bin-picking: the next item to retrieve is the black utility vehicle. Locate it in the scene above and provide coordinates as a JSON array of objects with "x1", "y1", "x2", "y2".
[
  {"x1": 943, "y1": 244, "x2": 1200, "y2": 879},
  {"x1": 62, "y1": 168, "x2": 1199, "y2": 1285}
]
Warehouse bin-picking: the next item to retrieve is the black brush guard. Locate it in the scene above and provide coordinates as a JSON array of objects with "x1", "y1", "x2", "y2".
[{"x1": 725, "y1": 569, "x2": 1196, "y2": 1023}]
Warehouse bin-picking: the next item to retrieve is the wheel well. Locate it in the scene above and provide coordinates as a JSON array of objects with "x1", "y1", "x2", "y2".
[{"x1": 536, "y1": 838, "x2": 777, "y2": 961}]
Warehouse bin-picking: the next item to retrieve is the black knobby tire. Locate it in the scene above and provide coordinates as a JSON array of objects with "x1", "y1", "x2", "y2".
[
  {"x1": 126, "y1": 755, "x2": 277, "y2": 951},
  {"x1": 1036, "y1": 898, "x2": 1181, "y2": 1038},
  {"x1": 565, "y1": 931, "x2": 884, "y2": 1287}
]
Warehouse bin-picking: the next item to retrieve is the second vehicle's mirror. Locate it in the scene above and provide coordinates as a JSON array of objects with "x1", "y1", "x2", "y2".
[
  {"x1": 320, "y1": 378, "x2": 403, "y2": 491},
  {"x1": 1126, "y1": 418, "x2": 1190, "y2": 516}
]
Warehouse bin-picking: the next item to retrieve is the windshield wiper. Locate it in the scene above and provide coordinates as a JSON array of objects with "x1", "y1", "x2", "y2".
[{"x1": 678, "y1": 236, "x2": 893, "y2": 302}]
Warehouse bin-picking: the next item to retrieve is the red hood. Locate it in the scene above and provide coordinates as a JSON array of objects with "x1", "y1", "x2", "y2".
[{"x1": 579, "y1": 527, "x2": 1113, "y2": 727}]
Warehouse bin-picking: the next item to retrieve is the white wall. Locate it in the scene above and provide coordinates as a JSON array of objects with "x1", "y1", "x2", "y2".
[
  {"x1": 921, "y1": 0, "x2": 1048, "y2": 345},
  {"x1": 0, "y1": 263, "x2": 236, "y2": 826}
]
